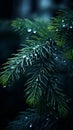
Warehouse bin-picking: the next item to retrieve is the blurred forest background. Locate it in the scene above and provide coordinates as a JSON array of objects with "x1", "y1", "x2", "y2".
[{"x1": 0, "y1": 0, "x2": 73, "y2": 130}]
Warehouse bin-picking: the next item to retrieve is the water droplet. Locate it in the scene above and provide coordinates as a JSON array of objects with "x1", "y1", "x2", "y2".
[
  {"x1": 55, "y1": 56, "x2": 58, "y2": 59},
  {"x1": 33, "y1": 30, "x2": 37, "y2": 34},
  {"x1": 56, "y1": 29, "x2": 58, "y2": 31},
  {"x1": 26, "y1": 57, "x2": 29, "y2": 60},
  {"x1": 35, "y1": 53, "x2": 37, "y2": 56},
  {"x1": 11, "y1": 66, "x2": 14, "y2": 69},
  {"x1": 27, "y1": 28, "x2": 32, "y2": 32},
  {"x1": 18, "y1": 27, "x2": 20, "y2": 29},
  {"x1": 63, "y1": 60, "x2": 66, "y2": 63},
  {"x1": 62, "y1": 20, "x2": 64, "y2": 22},
  {"x1": 23, "y1": 55, "x2": 26, "y2": 58},
  {"x1": 29, "y1": 124, "x2": 32, "y2": 128},
  {"x1": 46, "y1": 118, "x2": 49, "y2": 121},
  {"x1": 33, "y1": 47, "x2": 36, "y2": 50},
  {"x1": 70, "y1": 26, "x2": 73, "y2": 29},
  {"x1": 36, "y1": 45, "x2": 40, "y2": 48},
  {"x1": 25, "y1": 116, "x2": 28, "y2": 119},
  {"x1": 30, "y1": 54, "x2": 33, "y2": 57},
  {"x1": 36, "y1": 78, "x2": 38, "y2": 81},
  {"x1": 3, "y1": 86, "x2": 6, "y2": 88},
  {"x1": 63, "y1": 24, "x2": 65, "y2": 27},
  {"x1": 50, "y1": 38, "x2": 52, "y2": 41}
]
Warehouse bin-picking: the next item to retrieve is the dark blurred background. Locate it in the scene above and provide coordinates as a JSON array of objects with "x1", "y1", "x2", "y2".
[
  {"x1": 0, "y1": 0, "x2": 73, "y2": 19},
  {"x1": 0, "y1": 0, "x2": 73, "y2": 130}
]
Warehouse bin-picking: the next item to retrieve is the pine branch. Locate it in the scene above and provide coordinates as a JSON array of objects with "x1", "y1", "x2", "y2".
[
  {"x1": 11, "y1": 11, "x2": 73, "y2": 62},
  {"x1": 52, "y1": 9, "x2": 73, "y2": 49},
  {"x1": 0, "y1": 40, "x2": 52, "y2": 87},
  {"x1": 5, "y1": 109, "x2": 57, "y2": 130},
  {"x1": 0, "y1": 9, "x2": 73, "y2": 121},
  {"x1": 24, "y1": 58, "x2": 54, "y2": 107},
  {"x1": 0, "y1": 18, "x2": 55, "y2": 86},
  {"x1": 46, "y1": 75, "x2": 68, "y2": 117},
  {"x1": 12, "y1": 18, "x2": 56, "y2": 43},
  {"x1": 24, "y1": 55, "x2": 68, "y2": 117},
  {"x1": 12, "y1": 12, "x2": 73, "y2": 59}
]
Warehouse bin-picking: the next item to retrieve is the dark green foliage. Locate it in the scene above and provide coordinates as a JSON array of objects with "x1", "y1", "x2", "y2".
[
  {"x1": 5, "y1": 109, "x2": 57, "y2": 130},
  {"x1": 0, "y1": 8, "x2": 73, "y2": 130}
]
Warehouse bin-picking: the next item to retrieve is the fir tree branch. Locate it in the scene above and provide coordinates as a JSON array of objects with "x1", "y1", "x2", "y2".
[
  {"x1": 5, "y1": 109, "x2": 57, "y2": 130},
  {"x1": 0, "y1": 40, "x2": 52, "y2": 86}
]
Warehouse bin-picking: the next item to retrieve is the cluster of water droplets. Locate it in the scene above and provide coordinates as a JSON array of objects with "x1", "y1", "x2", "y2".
[
  {"x1": 27, "y1": 28, "x2": 37, "y2": 34},
  {"x1": 55, "y1": 19, "x2": 73, "y2": 32},
  {"x1": 62, "y1": 19, "x2": 73, "y2": 29},
  {"x1": 24, "y1": 116, "x2": 32, "y2": 128}
]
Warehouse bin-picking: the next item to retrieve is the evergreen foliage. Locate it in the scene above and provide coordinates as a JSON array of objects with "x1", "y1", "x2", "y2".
[
  {"x1": 0, "y1": 8, "x2": 73, "y2": 130},
  {"x1": 5, "y1": 109, "x2": 57, "y2": 130}
]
